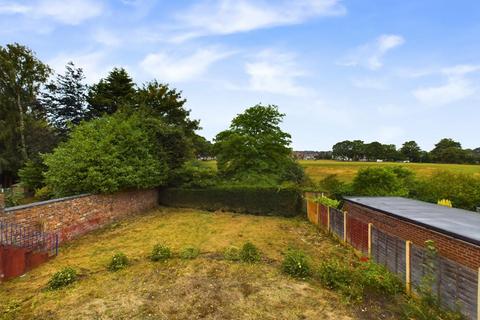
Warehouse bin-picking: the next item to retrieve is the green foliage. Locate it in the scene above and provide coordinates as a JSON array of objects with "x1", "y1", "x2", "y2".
[
  {"x1": 402, "y1": 296, "x2": 465, "y2": 320},
  {"x1": 47, "y1": 267, "x2": 77, "y2": 290},
  {"x1": 169, "y1": 160, "x2": 217, "y2": 188},
  {"x1": 430, "y1": 138, "x2": 467, "y2": 164},
  {"x1": 316, "y1": 259, "x2": 402, "y2": 303},
  {"x1": 318, "y1": 174, "x2": 350, "y2": 199},
  {"x1": 239, "y1": 241, "x2": 261, "y2": 263},
  {"x1": 352, "y1": 166, "x2": 414, "y2": 197},
  {"x1": 43, "y1": 113, "x2": 170, "y2": 196},
  {"x1": 281, "y1": 248, "x2": 311, "y2": 278},
  {"x1": 179, "y1": 246, "x2": 200, "y2": 259},
  {"x1": 158, "y1": 186, "x2": 303, "y2": 217},
  {"x1": 18, "y1": 159, "x2": 46, "y2": 191},
  {"x1": 400, "y1": 141, "x2": 422, "y2": 162},
  {"x1": 412, "y1": 171, "x2": 480, "y2": 210},
  {"x1": 0, "y1": 300, "x2": 21, "y2": 320},
  {"x1": 214, "y1": 104, "x2": 305, "y2": 185},
  {"x1": 34, "y1": 186, "x2": 53, "y2": 201},
  {"x1": 87, "y1": 67, "x2": 136, "y2": 118},
  {"x1": 4, "y1": 188, "x2": 23, "y2": 207},
  {"x1": 223, "y1": 246, "x2": 241, "y2": 261},
  {"x1": 313, "y1": 195, "x2": 341, "y2": 209},
  {"x1": 107, "y1": 252, "x2": 129, "y2": 271},
  {"x1": 150, "y1": 244, "x2": 172, "y2": 262}
]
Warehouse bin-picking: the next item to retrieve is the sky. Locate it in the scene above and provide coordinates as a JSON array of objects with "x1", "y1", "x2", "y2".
[{"x1": 1, "y1": 0, "x2": 479, "y2": 151}]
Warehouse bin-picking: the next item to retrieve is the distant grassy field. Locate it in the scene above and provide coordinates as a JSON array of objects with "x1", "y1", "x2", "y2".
[{"x1": 202, "y1": 160, "x2": 480, "y2": 183}]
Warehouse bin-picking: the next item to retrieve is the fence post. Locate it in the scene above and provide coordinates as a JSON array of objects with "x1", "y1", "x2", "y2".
[
  {"x1": 477, "y1": 267, "x2": 480, "y2": 320},
  {"x1": 405, "y1": 240, "x2": 412, "y2": 294},
  {"x1": 368, "y1": 223, "x2": 373, "y2": 257},
  {"x1": 316, "y1": 203, "x2": 320, "y2": 226},
  {"x1": 343, "y1": 211, "x2": 347, "y2": 243},
  {"x1": 327, "y1": 206, "x2": 330, "y2": 231}
]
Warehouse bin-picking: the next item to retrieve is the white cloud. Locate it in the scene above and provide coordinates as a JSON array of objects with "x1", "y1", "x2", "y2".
[
  {"x1": 351, "y1": 77, "x2": 387, "y2": 90},
  {"x1": 244, "y1": 50, "x2": 310, "y2": 96},
  {"x1": 413, "y1": 64, "x2": 480, "y2": 106},
  {"x1": 140, "y1": 48, "x2": 232, "y2": 82},
  {"x1": 0, "y1": 0, "x2": 103, "y2": 25},
  {"x1": 377, "y1": 126, "x2": 404, "y2": 143},
  {"x1": 49, "y1": 51, "x2": 112, "y2": 83},
  {"x1": 341, "y1": 34, "x2": 405, "y2": 70},
  {"x1": 170, "y1": 0, "x2": 346, "y2": 42},
  {"x1": 93, "y1": 29, "x2": 122, "y2": 47},
  {"x1": 376, "y1": 105, "x2": 406, "y2": 117}
]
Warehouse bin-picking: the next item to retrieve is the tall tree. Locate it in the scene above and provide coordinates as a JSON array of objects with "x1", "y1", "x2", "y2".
[
  {"x1": 42, "y1": 62, "x2": 88, "y2": 136},
  {"x1": 364, "y1": 141, "x2": 384, "y2": 161},
  {"x1": 87, "y1": 67, "x2": 136, "y2": 118},
  {"x1": 430, "y1": 138, "x2": 466, "y2": 163},
  {"x1": 400, "y1": 141, "x2": 422, "y2": 162},
  {"x1": 0, "y1": 43, "x2": 51, "y2": 163},
  {"x1": 135, "y1": 80, "x2": 200, "y2": 136},
  {"x1": 214, "y1": 104, "x2": 304, "y2": 184}
]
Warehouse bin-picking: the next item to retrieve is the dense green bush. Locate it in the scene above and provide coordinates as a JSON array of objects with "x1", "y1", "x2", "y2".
[
  {"x1": 4, "y1": 188, "x2": 23, "y2": 207},
  {"x1": 352, "y1": 166, "x2": 413, "y2": 197},
  {"x1": 159, "y1": 186, "x2": 302, "y2": 217},
  {"x1": 47, "y1": 267, "x2": 78, "y2": 290},
  {"x1": 34, "y1": 186, "x2": 53, "y2": 201},
  {"x1": 281, "y1": 248, "x2": 311, "y2": 278},
  {"x1": 107, "y1": 252, "x2": 129, "y2": 271},
  {"x1": 223, "y1": 246, "x2": 241, "y2": 261},
  {"x1": 18, "y1": 159, "x2": 47, "y2": 191},
  {"x1": 169, "y1": 160, "x2": 217, "y2": 188},
  {"x1": 179, "y1": 246, "x2": 200, "y2": 259},
  {"x1": 150, "y1": 244, "x2": 172, "y2": 261},
  {"x1": 239, "y1": 242, "x2": 261, "y2": 263},
  {"x1": 412, "y1": 171, "x2": 480, "y2": 211},
  {"x1": 43, "y1": 113, "x2": 181, "y2": 197},
  {"x1": 313, "y1": 195, "x2": 341, "y2": 208},
  {"x1": 318, "y1": 174, "x2": 351, "y2": 199}
]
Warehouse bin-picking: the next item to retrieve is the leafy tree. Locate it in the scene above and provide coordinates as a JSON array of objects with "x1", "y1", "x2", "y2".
[
  {"x1": 214, "y1": 104, "x2": 305, "y2": 185},
  {"x1": 191, "y1": 134, "x2": 213, "y2": 159},
  {"x1": 0, "y1": 43, "x2": 51, "y2": 163},
  {"x1": 43, "y1": 113, "x2": 170, "y2": 196},
  {"x1": 383, "y1": 144, "x2": 401, "y2": 161},
  {"x1": 430, "y1": 138, "x2": 466, "y2": 164},
  {"x1": 364, "y1": 142, "x2": 384, "y2": 161},
  {"x1": 42, "y1": 62, "x2": 88, "y2": 136},
  {"x1": 332, "y1": 140, "x2": 354, "y2": 160},
  {"x1": 18, "y1": 159, "x2": 47, "y2": 191},
  {"x1": 135, "y1": 80, "x2": 200, "y2": 136},
  {"x1": 87, "y1": 67, "x2": 136, "y2": 118},
  {"x1": 352, "y1": 167, "x2": 414, "y2": 196},
  {"x1": 400, "y1": 141, "x2": 422, "y2": 162}
]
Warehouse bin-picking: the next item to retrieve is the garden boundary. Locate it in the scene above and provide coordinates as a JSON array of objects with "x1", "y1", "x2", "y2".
[{"x1": 305, "y1": 194, "x2": 480, "y2": 320}]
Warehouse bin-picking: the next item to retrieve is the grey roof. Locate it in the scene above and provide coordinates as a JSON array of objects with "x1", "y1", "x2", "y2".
[{"x1": 344, "y1": 196, "x2": 480, "y2": 246}]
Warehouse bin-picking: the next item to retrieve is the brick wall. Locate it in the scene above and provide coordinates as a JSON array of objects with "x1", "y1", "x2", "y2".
[
  {"x1": 345, "y1": 202, "x2": 480, "y2": 270},
  {"x1": 0, "y1": 189, "x2": 159, "y2": 244}
]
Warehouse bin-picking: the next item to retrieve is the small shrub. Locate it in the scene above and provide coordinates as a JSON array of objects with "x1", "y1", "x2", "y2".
[
  {"x1": 316, "y1": 259, "x2": 353, "y2": 290},
  {"x1": 4, "y1": 188, "x2": 23, "y2": 207},
  {"x1": 108, "y1": 252, "x2": 129, "y2": 271},
  {"x1": 34, "y1": 186, "x2": 53, "y2": 201},
  {"x1": 47, "y1": 267, "x2": 77, "y2": 290},
  {"x1": 313, "y1": 195, "x2": 341, "y2": 208},
  {"x1": 239, "y1": 241, "x2": 261, "y2": 263},
  {"x1": 179, "y1": 246, "x2": 200, "y2": 259},
  {"x1": 281, "y1": 248, "x2": 311, "y2": 278},
  {"x1": 356, "y1": 261, "x2": 403, "y2": 295},
  {"x1": 150, "y1": 244, "x2": 172, "y2": 261},
  {"x1": 223, "y1": 246, "x2": 241, "y2": 261}
]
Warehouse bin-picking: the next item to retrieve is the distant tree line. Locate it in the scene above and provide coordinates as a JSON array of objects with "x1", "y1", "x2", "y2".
[{"x1": 330, "y1": 139, "x2": 480, "y2": 164}]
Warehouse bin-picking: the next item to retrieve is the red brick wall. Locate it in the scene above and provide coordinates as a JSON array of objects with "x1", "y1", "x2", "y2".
[
  {"x1": 0, "y1": 189, "x2": 159, "y2": 244},
  {"x1": 345, "y1": 202, "x2": 480, "y2": 269}
]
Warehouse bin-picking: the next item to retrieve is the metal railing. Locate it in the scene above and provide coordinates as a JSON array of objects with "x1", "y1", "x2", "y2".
[{"x1": 0, "y1": 220, "x2": 58, "y2": 256}]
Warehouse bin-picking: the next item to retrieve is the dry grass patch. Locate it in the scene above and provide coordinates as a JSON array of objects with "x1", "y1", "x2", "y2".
[{"x1": 0, "y1": 208, "x2": 377, "y2": 319}]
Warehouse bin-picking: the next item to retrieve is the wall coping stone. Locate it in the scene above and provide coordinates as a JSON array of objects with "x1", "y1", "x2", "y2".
[{"x1": 4, "y1": 193, "x2": 91, "y2": 213}]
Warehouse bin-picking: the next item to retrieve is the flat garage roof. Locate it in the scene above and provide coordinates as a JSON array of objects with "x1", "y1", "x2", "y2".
[{"x1": 344, "y1": 196, "x2": 480, "y2": 247}]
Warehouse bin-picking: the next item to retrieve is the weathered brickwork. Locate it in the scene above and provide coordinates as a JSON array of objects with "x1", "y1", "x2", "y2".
[
  {"x1": 0, "y1": 189, "x2": 159, "y2": 244},
  {"x1": 345, "y1": 202, "x2": 480, "y2": 270}
]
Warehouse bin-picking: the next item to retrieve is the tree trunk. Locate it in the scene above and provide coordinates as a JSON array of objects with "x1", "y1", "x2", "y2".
[{"x1": 17, "y1": 93, "x2": 28, "y2": 162}]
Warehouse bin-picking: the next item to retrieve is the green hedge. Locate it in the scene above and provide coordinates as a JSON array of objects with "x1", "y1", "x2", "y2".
[{"x1": 159, "y1": 186, "x2": 302, "y2": 217}]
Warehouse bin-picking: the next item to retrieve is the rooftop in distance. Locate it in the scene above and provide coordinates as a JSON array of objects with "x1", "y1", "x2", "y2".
[{"x1": 344, "y1": 196, "x2": 480, "y2": 246}]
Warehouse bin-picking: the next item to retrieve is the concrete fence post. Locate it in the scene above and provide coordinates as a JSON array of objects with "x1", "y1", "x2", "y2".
[
  {"x1": 343, "y1": 211, "x2": 347, "y2": 243},
  {"x1": 406, "y1": 240, "x2": 412, "y2": 294},
  {"x1": 368, "y1": 223, "x2": 373, "y2": 257},
  {"x1": 477, "y1": 267, "x2": 480, "y2": 320}
]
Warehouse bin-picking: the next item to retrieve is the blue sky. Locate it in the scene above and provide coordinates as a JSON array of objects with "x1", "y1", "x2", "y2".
[{"x1": 1, "y1": 0, "x2": 479, "y2": 150}]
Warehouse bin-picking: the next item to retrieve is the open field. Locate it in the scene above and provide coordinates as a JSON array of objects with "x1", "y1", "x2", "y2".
[
  {"x1": 202, "y1": 160, "x2": 480, "y2": 183},
  {"x1": 0, "y1": 208, "x2": 403, "y2": 320}
]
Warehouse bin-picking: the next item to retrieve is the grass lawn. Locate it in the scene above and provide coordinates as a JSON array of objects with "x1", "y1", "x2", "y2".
[
  {"x1": 201, "y1": 160, "x2": 480, "y2": 183},
  {"x1": 0, "y1": 208, "x2": 403, "y2": 320}
]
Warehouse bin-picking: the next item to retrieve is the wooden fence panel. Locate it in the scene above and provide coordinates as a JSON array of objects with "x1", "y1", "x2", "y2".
[
  {"x1": 371, "y1": 227, "x2": 406, "y2": 281},
  {"x1": 346, "y1": 215, "x2": 368, "y2": 254},
  {"x1": 329, "y1": 208, "x2": 344, "y2": 240}
]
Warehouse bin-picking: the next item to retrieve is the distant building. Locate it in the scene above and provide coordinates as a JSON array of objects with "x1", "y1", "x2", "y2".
[{"x1": 293, "y1": 151, "x2": 332, "y2": 160}]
